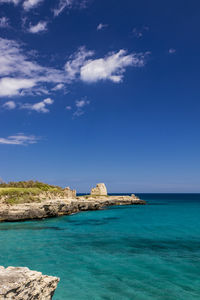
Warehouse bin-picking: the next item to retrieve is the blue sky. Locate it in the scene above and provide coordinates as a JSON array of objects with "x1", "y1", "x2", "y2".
[{"x1": 0, "y1": 0, "x2": 199, "y2": 192}]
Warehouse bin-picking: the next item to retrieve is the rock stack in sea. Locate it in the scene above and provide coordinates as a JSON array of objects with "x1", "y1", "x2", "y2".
[{"x1": 91, "y1": 183, "x2": 107, "y2": 196}]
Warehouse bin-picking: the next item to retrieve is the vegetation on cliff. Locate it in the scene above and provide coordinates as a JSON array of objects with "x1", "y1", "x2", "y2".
[
  {"x1": 0, "y1": 180, "x2": 62, "y2": 190},
  {"x1": 0, "y1": 181, "x2": 64, "y2": 205}
]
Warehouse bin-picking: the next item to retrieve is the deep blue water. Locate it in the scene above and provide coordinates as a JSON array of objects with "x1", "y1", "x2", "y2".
[{"x1": 0, "y1": 194, "x2": 200, "y2": 299}]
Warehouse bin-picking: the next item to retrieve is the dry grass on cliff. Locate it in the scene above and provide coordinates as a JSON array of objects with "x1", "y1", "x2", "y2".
[
  {"x1": 0, "y1": 182, "x2": 64, "y2": 205},
  {"x1": 0, "y1": 180, "x2": 62, "y2": 191},
  {"x1": 0, "y1": 188, "x2": 42, "y2": 205}
]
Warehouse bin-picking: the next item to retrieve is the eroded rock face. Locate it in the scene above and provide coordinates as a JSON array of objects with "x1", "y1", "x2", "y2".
[
  {"x1": 63, "y1": 187, "x2": 76, "y2": 198},
  {"x1": 91, "y1": 183, "x2": 107, "y2": 196},
  {"x1": 0, "y1": 266, "x2": 59, "y2": 300},
  {"x1": 0, "y1": 200, "x2": 104, "y2": 222}
]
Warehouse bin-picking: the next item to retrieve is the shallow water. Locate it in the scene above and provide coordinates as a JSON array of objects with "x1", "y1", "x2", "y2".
[{"x1": 0, "y1": 194, "x2": 200, "y2": 299}]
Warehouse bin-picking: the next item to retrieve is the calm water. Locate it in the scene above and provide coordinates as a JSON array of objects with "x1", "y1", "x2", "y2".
[{"x1": 0, "y1": 194, "x2": 200, "y2": 300}]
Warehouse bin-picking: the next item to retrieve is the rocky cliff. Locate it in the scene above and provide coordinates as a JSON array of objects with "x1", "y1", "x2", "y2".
[
  {"x1": 0, "y1": 266, "x2": 59, "y2": 300},
  {"x1": 0, "y1": 199, "x2": 103, "y2": 222},
  {"x1": 0, "y1": 183, "x2": 146, "y2": 222},
  {"x1": 0, "y1": 196, "x2": 146, "y2": 222}
]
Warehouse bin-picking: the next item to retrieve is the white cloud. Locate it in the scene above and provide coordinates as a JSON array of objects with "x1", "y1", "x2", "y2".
[
  {"x1": 66, "y1": 105, "x2": 72, "y2": 110},
  {"x1": 168, "y1": 48, "x2": 176, "y2": 54},
  {"x1": 65, "y1": 46, "x2": 94, "y2": 81},
  {"x1": 80, "y1": 49, "x2": 148, "y2": 83},
  {"x1": 52, "y1": 83, "x2": 64, "y2": 91},
  {"x1": 97, "y1": 23, "x2": 108, "y2": 31},
  {"x1": 2, "y1": 97, "x2": 54, "y2": 113},
  {"x1": 132, "y1": 28, "x2": 143, "y2": 38},
  {"x1": 28, "y1": 21, "x2": 48, "y2": 33},
  {"x1": 43, "y1": 98, "x2": 53, "y2": 104},
  {"x1": 0, "y1": 37, "x2": 149, "y2": 101},
  {"x1": 53, "y1": 0, "x2": 73, "y2": 16},
  {"x1": 0, "y1": 77, "x2": 36, "y2": 96},
  {"x1": 23, "y1": 0, "x2": 44, "y2": 11},
  {"x1": 53, "y1": 0, "x2": 88, "y2": 17},
  {"x1": 21, "y1": 97, "x2": 54, "y2": 113},
  {"x1": 0, "y1": 133, "x2": 38, "y2": 145},
  {"x1": 132, "y1": 26, "x2": 149, "y2": 38},
  {"x1": 73, "y1": 98, "x2": 89, "y2": 116},
  {"x1": 2, "y1": 100, "x2": 16, "y2": 109},
  {"x1": 0, "y1": 17, "x2": 10, "y2": 28},
  {"x1": 0, "y1": 37, "x2": 66, "y2": 97},
  {"x1": 73, "y1": 109, "x2": 84, "y2": 117},
  {"x1": 0, "y1": 0, "x2": 20, "y2": 5},
  {"x1": 75, "y1": 99, "x2": 89, "y2": 108},
  {"x1": 65, "y1": 48, "x2": 148, "y2": 84}
]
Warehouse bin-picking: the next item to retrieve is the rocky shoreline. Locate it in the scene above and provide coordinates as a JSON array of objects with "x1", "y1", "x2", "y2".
[
  {"x1": 0, "y1": 197, "x2": 146, "y2": 299},
  {"x1": 0, "y1": 183, "x2": 146, "y2": 222},
  {"x1": 0, "y1": 184, "x2": 146, "y2": 299},
  {"x1": 0, "y1": 195, "x2": 146, "y2": 222}
]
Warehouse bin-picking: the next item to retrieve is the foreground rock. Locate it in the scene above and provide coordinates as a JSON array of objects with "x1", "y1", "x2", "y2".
[
  {"x1": 0, "y1": 266, "x2": 59, "y2": 300},
  {"x1": 0, "y1": 196, "x2": 146, "y2": 222}
]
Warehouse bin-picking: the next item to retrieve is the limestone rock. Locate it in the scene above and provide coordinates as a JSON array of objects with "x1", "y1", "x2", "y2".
[
  {"x1": 131, "y1": 194, "x2": 140, "y2": 200},
  {"x1": 0, "y1": 194, "x2": 145, "y2": 222},
  {"x1": 91, "y1": 183, "x2": 107, "y2": 196},
  {"x1": 0, "y1": 266, "x2": 59, "y2": 300},
  {"x1": 0, "y1": 199, "x2": 103, "y2": 222},
  {"x1": 63, "y1": 187, "x2": 76, "y2": 198}
]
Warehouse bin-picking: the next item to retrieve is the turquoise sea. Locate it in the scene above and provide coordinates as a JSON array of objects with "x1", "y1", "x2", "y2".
[{"x1": 0, "y1": 194, "x2": 200, "y2": 300}]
